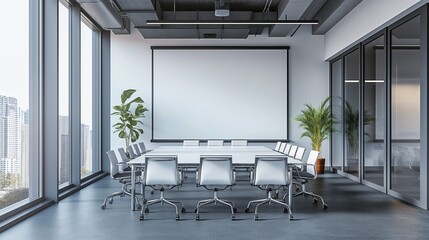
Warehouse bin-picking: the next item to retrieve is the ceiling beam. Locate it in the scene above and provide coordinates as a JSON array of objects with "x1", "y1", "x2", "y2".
[
  {"x1": 269, "y1": 0, "x2": 314, "y2": 37},
  {"x1": 312, "y1": 0, "x2": 362, "y2": 35}
]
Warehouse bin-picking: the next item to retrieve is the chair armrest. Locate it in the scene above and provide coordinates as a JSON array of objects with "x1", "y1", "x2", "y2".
[
  {"x1": 116, "y1": 161, "x2": 129, "y2": 166},
  {"x1": 289, "y1": 162, "x2": 317, "y2": 179}
]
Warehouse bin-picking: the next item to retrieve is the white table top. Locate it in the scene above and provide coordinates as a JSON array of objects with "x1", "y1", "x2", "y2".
[{"x1": 128, "y1": 146, "x2": 286, "y2": 165}]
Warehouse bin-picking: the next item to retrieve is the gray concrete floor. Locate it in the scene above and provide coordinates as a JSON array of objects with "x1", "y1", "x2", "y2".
[{"x1": 2, "y1": 173, "x2": 429, "y2": 240}]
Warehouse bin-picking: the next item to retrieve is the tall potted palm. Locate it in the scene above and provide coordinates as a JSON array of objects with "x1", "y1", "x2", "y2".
[
  {"x1": 295, "y1": 97, "x2": 335, "y2": 174},
  {"x1": 112, "y1": 89, "x2": 148, "y2": 153}
]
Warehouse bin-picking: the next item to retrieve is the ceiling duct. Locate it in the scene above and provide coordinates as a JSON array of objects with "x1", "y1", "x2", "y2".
[
  {"x1": 215, "y1": 0, "x2": 230, "y2": 17},
  {"x1": 76, "y1": 0, "x2": 130, "y2": 34}
]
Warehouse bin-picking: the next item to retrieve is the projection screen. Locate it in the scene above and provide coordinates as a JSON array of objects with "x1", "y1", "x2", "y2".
[{"x1": 151, "y1": 46, "x2": 289, "y2": 142}]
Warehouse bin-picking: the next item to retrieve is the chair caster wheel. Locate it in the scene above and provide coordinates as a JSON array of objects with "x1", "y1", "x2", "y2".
[
  {"x1": 150, "y1": 190, "x2": 155, "y2": 195},
  {"x1": 101, "y1": 205, "x2": 106, "y2": 209},
  {"x1": 176, "y1": 214, "x2": 180, "y2": 221},
  {"x1": 108, "y1": 199, "x2": 113, "y2": 204},
  {"x1": 289, "y1": 214, "x2": 293, "y2": 221},
  {"x1": 283, "y1": 207, "x2": 288, "y2": 213},
  {"x1": 144, "y1": 207, "x2": 149, "y2": 213},
  {"x1": 181, "y1": 207, "x2": 186, "y2": 213},
  {"x1": 143, "y1": 199, "x2": 148, "y2": 204},
  {"x1": 231, "y1": 215, "x2": 236, "y2": 221},
  {"x1": 139, "y1": 215, "x2": 144, "y2": 221},
  {"x1": 137, "y1": 204, "x2": 142, "y2": 210},
  {"x1": 313, "y1": 198, "x2": 318, "y2": 203},
  {"x1": 233, "y1": 207, "x2": 238, "y2": 213},
  {"x1": 195, "y1": 214, "x2": 199, "y2": 221},
  {"x1": 244, "y1": 208, "x2": 249, "y2": 213},
  {"x1": 323, "y1": 204, "x2": 328, "y2": 209},
  {"x1": 254, "y1": 215, "x2": 258, "y2": 221}
]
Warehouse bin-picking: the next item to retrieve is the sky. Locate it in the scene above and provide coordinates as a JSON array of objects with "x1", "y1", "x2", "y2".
[
  {"x1": 0, "y1": 1, "x2": 94, "y2": 126},
  {"x1": 0, "y1": 1, "x2": 29, "y2": 110}
]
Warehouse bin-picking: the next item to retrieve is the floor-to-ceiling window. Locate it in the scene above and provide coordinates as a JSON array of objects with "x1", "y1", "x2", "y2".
[
  {"x1": 390, "y1": 16, "x2": 421, "y2": 200},
  {"x1": 80, "y1": 17, "x2": 100, "y2": 179},
  {"x1": 344, "y1": 49, "x2": 360, "y2": 178},
  {"x1": 363, "y1": 35, "x2": 386, "y2": 188},
  {"x1": 58, "y1": 0, "x2": 71, "y2": 189},
  {"x1": 0, "y1": 0, "x2": 40, "y2": 212}
]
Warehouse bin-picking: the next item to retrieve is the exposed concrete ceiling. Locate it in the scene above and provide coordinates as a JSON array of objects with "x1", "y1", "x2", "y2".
[{"x1": 77, "y1": 0, "x2": 363, "y2": 39}]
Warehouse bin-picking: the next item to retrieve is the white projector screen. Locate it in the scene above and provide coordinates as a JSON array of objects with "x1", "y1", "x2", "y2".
[{"x1": 152, "y1": 47, "x2": 289, "y2": 142}]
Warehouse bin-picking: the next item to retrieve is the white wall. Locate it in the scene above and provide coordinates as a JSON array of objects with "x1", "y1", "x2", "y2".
[
  {"x1": 324, "y1": 0, "x2": 425, "y2": 60},
  {"x1": 110, "y1": 25, "x2": 330, "y2": 163}
]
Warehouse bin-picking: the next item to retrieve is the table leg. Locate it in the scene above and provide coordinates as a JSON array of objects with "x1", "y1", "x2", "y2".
[
  {"x1": 131, "y1": 165, "x2": 136, "y2": 211},
  {"x1": 288, "y1": 166, "x2": 293, "y2": 209}
]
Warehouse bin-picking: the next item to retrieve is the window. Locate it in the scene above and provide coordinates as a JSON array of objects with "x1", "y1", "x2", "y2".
[
  {"x1": 0, "y1": 0, "x2": 39, "y2": 212},
  {"x1": 58, "y1": 0, "x2": 71, "y2": 188},
  {"x1": 80, "y1": 17, "x2": 100, "y2": 179}
]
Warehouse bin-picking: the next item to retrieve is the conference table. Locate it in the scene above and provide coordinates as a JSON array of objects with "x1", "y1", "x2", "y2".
[{"x1": 127, "y1": 145, "x2": 294, "y2": 211}]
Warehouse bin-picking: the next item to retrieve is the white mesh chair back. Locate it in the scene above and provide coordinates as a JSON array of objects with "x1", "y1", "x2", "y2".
[
  {"x1": 199, "y1": 156, "x2": 233, "y2": 186},
  {"x1": 133, "y1": 143, "x2": 142, "y2": 156},
  {"x1": 274, "y1": 141, "x2": 282, "y2": 151},
  {"x1": 127, "y1": 145, "x2": 137, "y2": 159},
  {"x1": 106, "y1": 150, "x2": 120, "y2": 177},
  {"x1": 183, "y1": 140, "x2": 199, "y2": 146},
  {"x1": 138, "y1": 142, "x2": 147, "y2": 153},
  {"x1": 118, "y1": 148, "x2": 128, "y2": 161},
  {"x1": 295, "y1": 147, "x2": 306, "y2": 161},
  {"x1": 254, "y1": 156, "x2": 288, "y2": 185},
  {"x1": 207, "y1": 140, "x2": 224, "y2": 146},
  {"x1": 306, "y1": 150, "x2": 320, "y2": 175},
  {"x1": 288, "y1": 145, "x2": 298, "y2": 158},
  {"x1": 283, "y1": 144, "x2": 292, "y2": 155},
  {"x1": 231, "y1": 140, "x2": 247, "y2": 146},
  {"x1": 279, "y1": 142, "x2": 286, "y2": 153},
  {"x1": 117, "y1": 148, "x2": 129, "y2": 172},
  {"x1": 144, "y1": 156, "x2": 180, "y2": 185}
]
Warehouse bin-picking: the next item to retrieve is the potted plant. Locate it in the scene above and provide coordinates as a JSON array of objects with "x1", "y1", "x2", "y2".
[
  {"x1": 295, "y1": 97, "x2": 335, "y2": 174},
  {"x1": 112, "y1": 89, "x2": 148, "y2": 153}
]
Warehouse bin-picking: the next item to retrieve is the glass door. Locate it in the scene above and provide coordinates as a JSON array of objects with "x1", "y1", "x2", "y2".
[
  {"x1": 363, "y1": 35, "x2": 386, "y2": 188},
  {"x1": 344, "y1": 49, "x2": 360, "y2": 178}
]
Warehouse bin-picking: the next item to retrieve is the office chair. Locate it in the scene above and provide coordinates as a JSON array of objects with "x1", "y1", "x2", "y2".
[
  {"x1": 127, "y1": 145, "x2": 137, "y2": 159},
  {"x1": 183, "y1": 140, "x2": 199, "y2": 146},
  {"x1": 138, "y1": 141, "x2": 148, "y2": 153},
  {"x1": 231, "y1": 140, "x2": 247, "y2": 146},
  {"x1": 283, "y1": 143, "x2": 292, "y2": 155},
  {"x1": 279, "y1": 142, "x2": 287, "y2": 153},
  {"x1": 288, "y1": 145, "x2": 298, "y2": 158},
  {"x1": 195, "y1": 155, "x2": 237, "y2": 221},
  {"x1": 133, "y1": 143, "x2": 143, "y2": 156},
  {"x1": 245, "y1": 155, "x2": 292, "y2": 220},
  {"x1": 101, "y1": 150, "x2": 141, "y2": 210},
  {"x1": 274, "y1": 141, "x2": 282, "y2": 151},
  {"x1": 117, "y1": 147, "x2": 131, "y2": 172},
  {"x1": 207, "y1": 140, "x2": 224, "y2": 146},
  {"x1": 283, "y1": 150, "x2": 328, "y2": 209},
  {"x1": 140, "y1": 155, "x2": 186, "y2": 221}
]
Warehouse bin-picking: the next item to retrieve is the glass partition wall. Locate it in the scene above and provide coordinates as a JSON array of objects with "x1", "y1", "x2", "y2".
[
  {"x1": 330, "y1": 9, "x2": 427, "y2": 209},
  {"x1": 363, "y1": 35, "x2": 386, "y2": 189},
  {"x1": 390, "y1": 16, "x2": 421, "y2": 201}
]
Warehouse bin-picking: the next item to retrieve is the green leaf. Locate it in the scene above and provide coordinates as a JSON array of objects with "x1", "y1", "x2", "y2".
[
  {"x1": 121, "y1": 89, "x2": 136, "y2": 104},
  {"x1": 128, "y1": 97, "x2": 144, "y2": 105},
  {"x1": 118, "y1": 130, "x2": 126, "y2": 139}
]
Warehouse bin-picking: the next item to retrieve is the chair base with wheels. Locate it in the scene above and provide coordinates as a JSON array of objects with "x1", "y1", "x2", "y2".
[
  {"x1": 195, "y1": 187, "x2": 237, "y2": 221},
  {"x1": 283, "y1": 178, "x2": 328, "y2": 209},
  {"x1": 245, "y1": 187, "x2": 292, "y2": 220},
  {"x1": 100, "y1": 176, "x2": 142, "y2": 210},
  {"x1": 283, "y1": 150, "x2": 328, "y2": 209},
  {"x1": 140, "y1": 187, "x2": 186, "y2": 221}
]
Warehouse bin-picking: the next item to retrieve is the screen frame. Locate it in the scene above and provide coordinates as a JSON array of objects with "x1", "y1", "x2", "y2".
[{"x1": 150, "y1": 46, "x2": 290, "y2": 143}]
